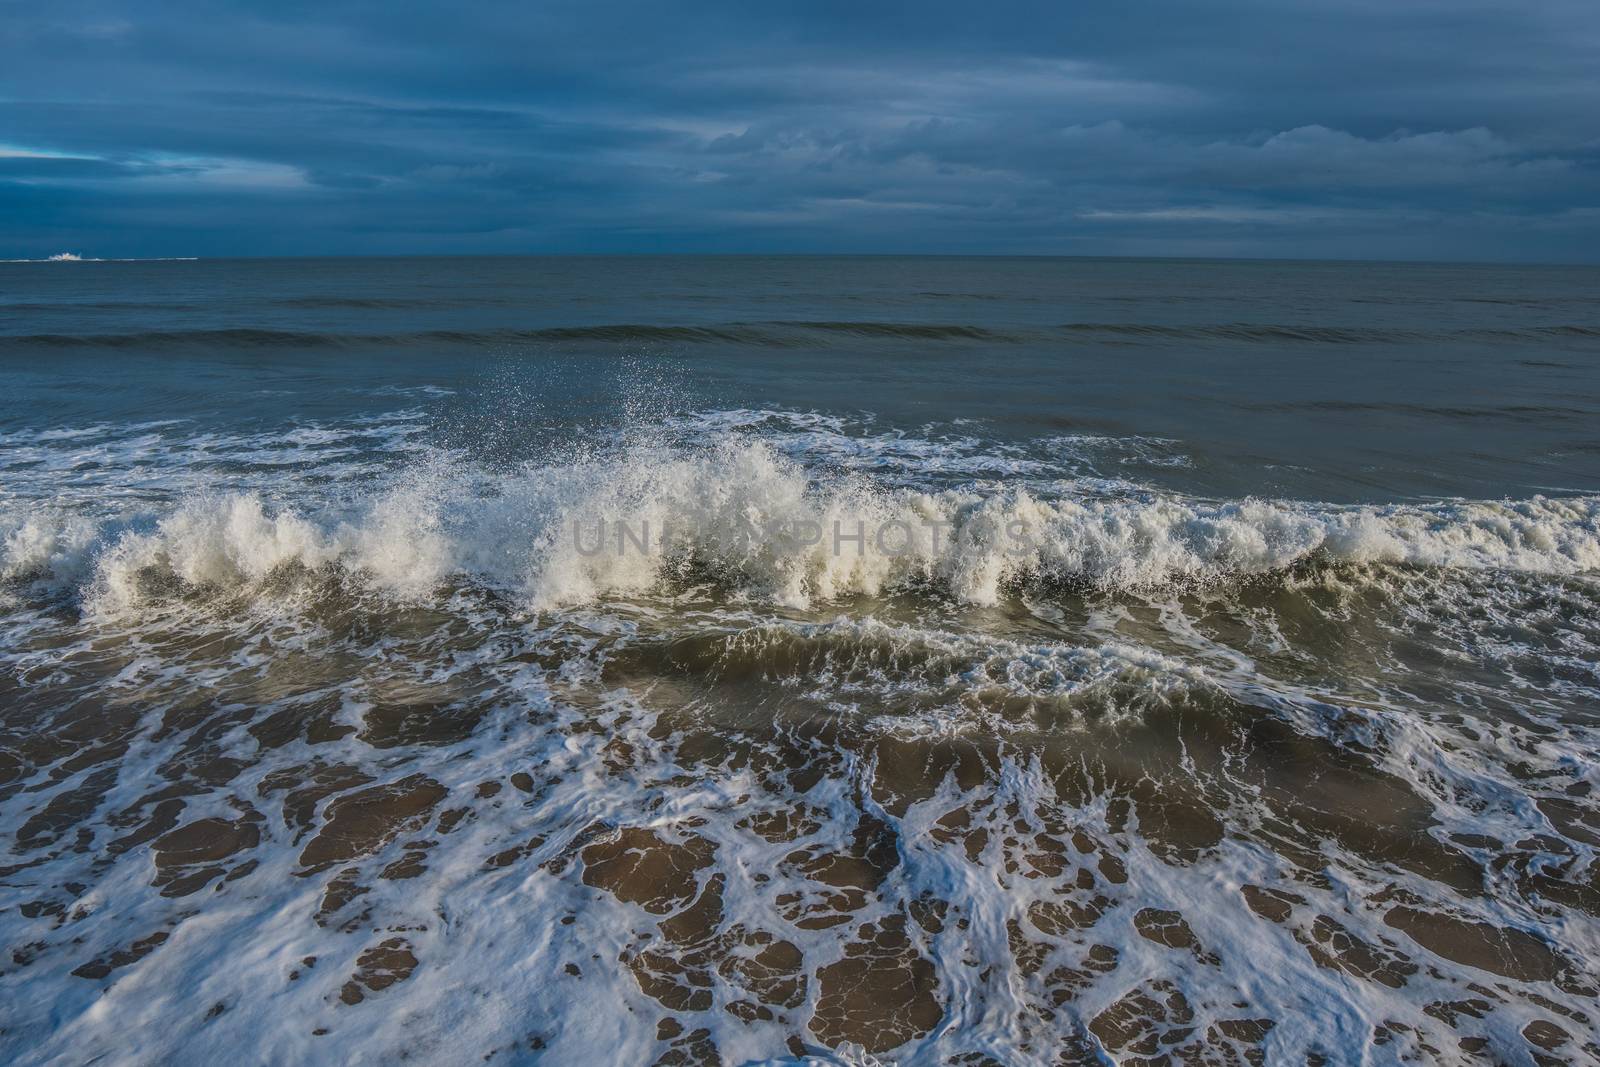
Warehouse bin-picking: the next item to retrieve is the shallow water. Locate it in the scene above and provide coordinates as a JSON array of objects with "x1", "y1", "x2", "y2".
[{"x1": 2, "y1": 256, "x2": 1598, "y2": 1065}]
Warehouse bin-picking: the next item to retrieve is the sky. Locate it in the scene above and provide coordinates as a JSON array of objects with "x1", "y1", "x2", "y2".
[{"x1": 2, "y1": 1, "x2": 1598, "y2": 260}]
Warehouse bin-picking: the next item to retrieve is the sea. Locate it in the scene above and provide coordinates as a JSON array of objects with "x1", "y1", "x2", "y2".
[{"x1": 1, "y1": 255, "x2": 1598, "y2": 1065}]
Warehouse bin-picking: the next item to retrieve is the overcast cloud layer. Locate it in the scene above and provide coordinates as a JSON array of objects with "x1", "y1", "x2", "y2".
[{"x1": 2, "y1": 0, "x2": 1598, "y2": 259}]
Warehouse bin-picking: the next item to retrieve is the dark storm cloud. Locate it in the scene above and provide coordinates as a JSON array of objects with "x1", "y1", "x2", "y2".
[{"x1": 1, "y1": 0, "x2": 1597, "y2": 258}]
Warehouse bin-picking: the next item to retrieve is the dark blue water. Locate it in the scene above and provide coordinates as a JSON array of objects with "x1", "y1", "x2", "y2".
[{"x1": 4, "y1": 255, "x2": 1598, "y2": 502}]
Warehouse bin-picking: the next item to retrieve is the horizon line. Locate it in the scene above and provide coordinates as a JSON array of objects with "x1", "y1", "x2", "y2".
[{"x1": 8, "y1": 250, "x2": 1600, "y2": 269}]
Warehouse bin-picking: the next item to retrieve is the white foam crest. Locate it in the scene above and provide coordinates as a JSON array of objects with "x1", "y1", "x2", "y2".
[
  {"x1": 24, "y1": 437, "x2": 1598, "y2": 615},
  {"x1": 88, "y1": 495, "x2": 336, "y2": 613},
  {"x1": 81, "y1": 469, "x2": 471, "y2": 613},
  {"x1": 339, "y1": 460, "x2": 457, "y2": 597},
  {"x1": 519, "y1": 441, "x2": 1600, "y2": 608},
  {"x1": 0, "y1": 510, "x2": 104, "y2": 588}
]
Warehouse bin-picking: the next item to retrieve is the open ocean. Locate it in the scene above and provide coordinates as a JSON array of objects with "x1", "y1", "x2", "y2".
[{"x1": 2, "y1": 255, "x2": 1598, "y2": 1065}]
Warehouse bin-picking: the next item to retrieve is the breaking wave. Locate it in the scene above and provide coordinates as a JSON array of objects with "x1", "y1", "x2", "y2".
[{"x1": 7, "y1": 437, "x2": 1596, "y2": 616}]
